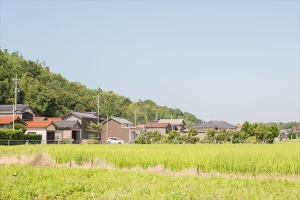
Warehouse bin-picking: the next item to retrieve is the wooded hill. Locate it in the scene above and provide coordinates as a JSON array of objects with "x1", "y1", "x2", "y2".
[{"x1": 0, "y1": 49, "x2": 201, "y2": 125}]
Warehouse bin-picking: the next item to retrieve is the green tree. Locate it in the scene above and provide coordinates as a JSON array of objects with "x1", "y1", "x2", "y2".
[{"x1": 86, "y1": 123, "x2": 105, "y2": 140}]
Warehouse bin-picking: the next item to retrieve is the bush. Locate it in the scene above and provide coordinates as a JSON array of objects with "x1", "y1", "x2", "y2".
[
  {"x1": 24, "y1": 134, "x2": 42, "y2": 144},
  {"x1": 134, "y1": 131, "x2": 164, "y2": 144},
  {"x1": 87, "y1": 139, "x2": 99, "y2": 144}
]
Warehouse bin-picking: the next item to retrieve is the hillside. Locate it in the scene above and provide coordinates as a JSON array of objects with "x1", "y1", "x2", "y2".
[{"x1": 0, "y1": 49, "x2": 201, "y2": 125}]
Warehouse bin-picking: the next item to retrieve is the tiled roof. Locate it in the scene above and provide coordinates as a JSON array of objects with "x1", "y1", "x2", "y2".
[
  {"x1": 26, "y1": 121, "x2": 52, "y2": 128},
  {"x1": 0, "y1": 104, "x2": 31, "y2": 112},
  {"x1": 111, "y1": 117, "x2": 134, "y2": 125},
  {"x1": 53, "y1": 120, "x2": 80, "y2": 129},
  {"x1": 145, "y1": 122, "x2": 170, "y2": 128},
  {"x1": 62, "y1": 111, "x2": 98, "y2": 119},
  {"x1": 103, "y1": 116, "x2": 134, "y2": 125},
  {"x1": 159, "y1": 119, "x2": 185, "y2": 126},
  {"x1": 189, "y1": 120, "x2": 236, "y2": 129},
  {"x1": 0, "y1": 116, "x2": 19, "y2": 124},
  {"x1": 32, "y1": 117, "x2": 46, "y2": 121},
  {"x1": 33, "y1": 117, "x2": 62, "y2": 121}
]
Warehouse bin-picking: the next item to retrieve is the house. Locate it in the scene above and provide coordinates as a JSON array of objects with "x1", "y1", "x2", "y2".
[
  {"x1": 0, "y1": 116, "x2": 27, "y2": 128},
  {"x1": 62, "y1": 111, "x2": 100, "y2": 140},
  {"x1": 52, "y1": 120, "x2": 82, "y2": 143},
  {"x1": 144, "y1": 122, "x2": 171, "y2": 134},
  {"x1": 158, "y1": 119, "x2": 186, "y2": 132},
  {"x1": 25, "y1": 121, "x2": 56, "y2": 144},
  {"x1": 189, "y1": 120, "x2": 237, "y2": 139},
  {"x1": 0, "y1": 104, "x2": 37, "y2": 121},
  {"x1": 102, "y1": 116, "x2": 140, "y2": 144}
]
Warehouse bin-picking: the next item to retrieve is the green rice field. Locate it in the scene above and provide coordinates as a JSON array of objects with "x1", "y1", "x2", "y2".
[{"x1": 0, "y1": 143, "x2": 299, "y2": 199}]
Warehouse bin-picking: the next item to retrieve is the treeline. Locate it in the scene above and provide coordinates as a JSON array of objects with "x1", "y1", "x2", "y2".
[
  {"x1": 203, "y1": 121, "x2": 279, "y2": 144},
  {"x1": 136, "y1": 122, "x2": 280, "y2": 144},
  {"x1": 0, "y1": 49, "x2": 200, "y2": 125}
]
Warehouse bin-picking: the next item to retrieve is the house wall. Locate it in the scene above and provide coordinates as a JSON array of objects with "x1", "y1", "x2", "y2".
[
  {"x1": 146, "y1": 128, "x2": 168, "y2": 134},
  {"x1": 102, "y1": 120, "x2": 130, "y2": 143},
  {"x1": 62, "y1": 130, "x2": 72, "y2": 139},
  {"x1": 129, "y1": 128, "x2": 140, "y2": 143},
  {"x1": 63, "y1": 115, "x2": 97, "y2": 139},
  {"x1": 25, "y1": 128, "x2": 47, "y2": 143}
]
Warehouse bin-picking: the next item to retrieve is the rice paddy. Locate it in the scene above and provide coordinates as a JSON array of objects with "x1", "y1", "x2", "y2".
[{"x1": 0, "y1": 143, "x2": 299, "y2": 199}]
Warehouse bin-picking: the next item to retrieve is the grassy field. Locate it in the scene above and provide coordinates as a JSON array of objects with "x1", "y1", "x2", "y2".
[{"x1": 0, "y1": 143, "x2": 300, "y2": 199}]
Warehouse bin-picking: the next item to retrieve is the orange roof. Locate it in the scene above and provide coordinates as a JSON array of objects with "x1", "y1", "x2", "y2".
[
  {"x1": 33, "y1": 117, "x2": 62, "y2": 122},
  {"x1": 26, "y1": 121, "x2": 53, "y2": 128},
  {"x1": 46, "y1": 117, "x2": 62, "y2": 121},
  {"x1": 0, "y1": 116, "x2": 19, "y2": 124},
  {"x1": 32, "y1": 117, "x2": 46, "y2": 121}
]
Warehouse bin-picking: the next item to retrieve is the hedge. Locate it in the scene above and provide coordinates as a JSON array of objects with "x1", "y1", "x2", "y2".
[{"x1": 0, "y1": 129, "x2": 42, "y2": 145}]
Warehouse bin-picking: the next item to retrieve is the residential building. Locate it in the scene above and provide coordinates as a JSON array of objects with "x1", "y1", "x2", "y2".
[
  {"x1": 52, "y1": 120, "x2": 81, "y2": 142},
  {"x1": 158, "y1": 119, "x2": 186, "y2": 132},
  {"x1": 0, "y1": 116, "x2": 27, "y2": 128},
  {"x1": 25, "y1": 121, "x2": 56, "y2": 143},
  {"x1": 102, "y1": 116, "x2": 140, "y2": 144},
  {"x1": 144, "y1": 122, "x2": 171, "y2": 134},
  {"x1": 189, "y1": 120, "x2": 237, "y2": 139},
  {"x1": 0, "y1": 104, "x2": 37, "y2": 121},
  {"x1": 62, "y1": 111, "x2": 99, "y2": 140}
]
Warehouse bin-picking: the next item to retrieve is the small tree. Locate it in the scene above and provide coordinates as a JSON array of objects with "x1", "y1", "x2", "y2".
[{"x1": 86, "y1": 123, "x2": 104, "y2": 142}]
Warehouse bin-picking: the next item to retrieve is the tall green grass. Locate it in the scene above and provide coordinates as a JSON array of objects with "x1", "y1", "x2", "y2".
[
  {"x1": 0, "y1": 143, "x2": 299, "y2": 175},
  {"x1": 1, "y1": 165, "x2": 300, "y2": 200}
]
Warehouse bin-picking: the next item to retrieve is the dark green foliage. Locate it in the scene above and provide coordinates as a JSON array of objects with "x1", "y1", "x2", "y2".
[
  {"x1": 0, "y1": 129, "x2": 42, "y2": 145},
  {"x1": 0, "y1": 129, "x2": 23, "y2": 145},
  {"x1": 166, "y1": 130, "x2": 180, "y2": 144},
  {"x1": 86, "y1": 123, "x2": 104, "y2": 140},
  {"x1": 0, "y1": 50, "x2": 201, "y2": 124},
  {"x1": 23, "y1": 134, "x2": 42, "y2": 144},
  {"x1": 13, "y1": 124, "x2": 27, "y2": 133},
  {"x1": 287, "y1": 133, "x2": 297, "y2": 140}
]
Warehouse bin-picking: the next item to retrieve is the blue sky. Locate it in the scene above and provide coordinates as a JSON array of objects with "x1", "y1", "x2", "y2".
[{"x1": 0, "y1": 0, "x2": 299, "y2": 124}]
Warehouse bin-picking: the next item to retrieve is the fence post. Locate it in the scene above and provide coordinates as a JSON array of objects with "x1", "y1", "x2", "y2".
[{"x1": 8, "y1": 140, "x2": 10, "y2": 146}]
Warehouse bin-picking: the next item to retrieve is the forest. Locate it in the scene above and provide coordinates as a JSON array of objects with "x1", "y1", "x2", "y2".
[{"x1": 0, "y1": 49, "x2": 200, "y2": 125}]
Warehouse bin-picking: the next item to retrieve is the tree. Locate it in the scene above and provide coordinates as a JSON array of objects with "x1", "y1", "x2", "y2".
[{"x1": 86, "y1": 123, "x2": 105, "y2": 141}]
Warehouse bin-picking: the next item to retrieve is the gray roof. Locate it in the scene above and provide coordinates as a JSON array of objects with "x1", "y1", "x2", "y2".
[
  {"x1": 104, "y1": 116, "x2": 134, "y2": 125},
  {"x1": 189, "y1": 120, "x2": 236, "y2": 129},
  {"x1": 62, "y1": 111, "x2": 98, "y2": 119},
  {"x1": 0, "y1": 104, "x2": 31, "y2": 112},
  {"x1": 53, "y1": 120, "x2": 81, "y2": 129}
]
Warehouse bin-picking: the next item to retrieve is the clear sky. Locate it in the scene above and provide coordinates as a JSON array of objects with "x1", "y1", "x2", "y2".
[{"x1": 0, "y1": 0, "x2": 299, "y2": 124}]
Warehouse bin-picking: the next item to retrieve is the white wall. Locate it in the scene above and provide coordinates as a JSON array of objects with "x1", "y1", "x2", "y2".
[{"x1": 25, "y1": 127, "x2": 47, "y2": 143}]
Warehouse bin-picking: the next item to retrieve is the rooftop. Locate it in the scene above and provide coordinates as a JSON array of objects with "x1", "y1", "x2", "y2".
[
  {"x1": 26, "y1": 121, "x2": 53, "y2": 128},
  {"x1": 189, "y1": 120, "x2": 236, "y2": 129}
]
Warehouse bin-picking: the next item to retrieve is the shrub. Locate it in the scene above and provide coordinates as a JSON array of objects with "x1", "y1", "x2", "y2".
[{"x1": 24, "y1": 134, "x2": 42, "y2": 144}]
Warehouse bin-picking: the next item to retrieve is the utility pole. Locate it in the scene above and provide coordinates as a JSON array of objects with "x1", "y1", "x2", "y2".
[
  {"x1": 97, "y1": 93, "x2": 100, "y2": 124},
  {"x1": 12, "y1": 76, "x2": 19, "y2": 130},
  {"x1": 134, "y1": 109, "x2": 137, "y2": 127},
  {"x1": 93, "y1": 93, "x2": 100, "y2": 124}
]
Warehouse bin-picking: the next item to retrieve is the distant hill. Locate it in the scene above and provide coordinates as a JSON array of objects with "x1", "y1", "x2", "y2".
[{"x1": 0, "y1": 49, "x2": 201, "y2": 125}]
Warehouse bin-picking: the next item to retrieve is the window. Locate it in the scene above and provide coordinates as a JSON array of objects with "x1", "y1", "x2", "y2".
[{"x1": 27, "y1": 132, "x2": 36, "y2": 135}]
